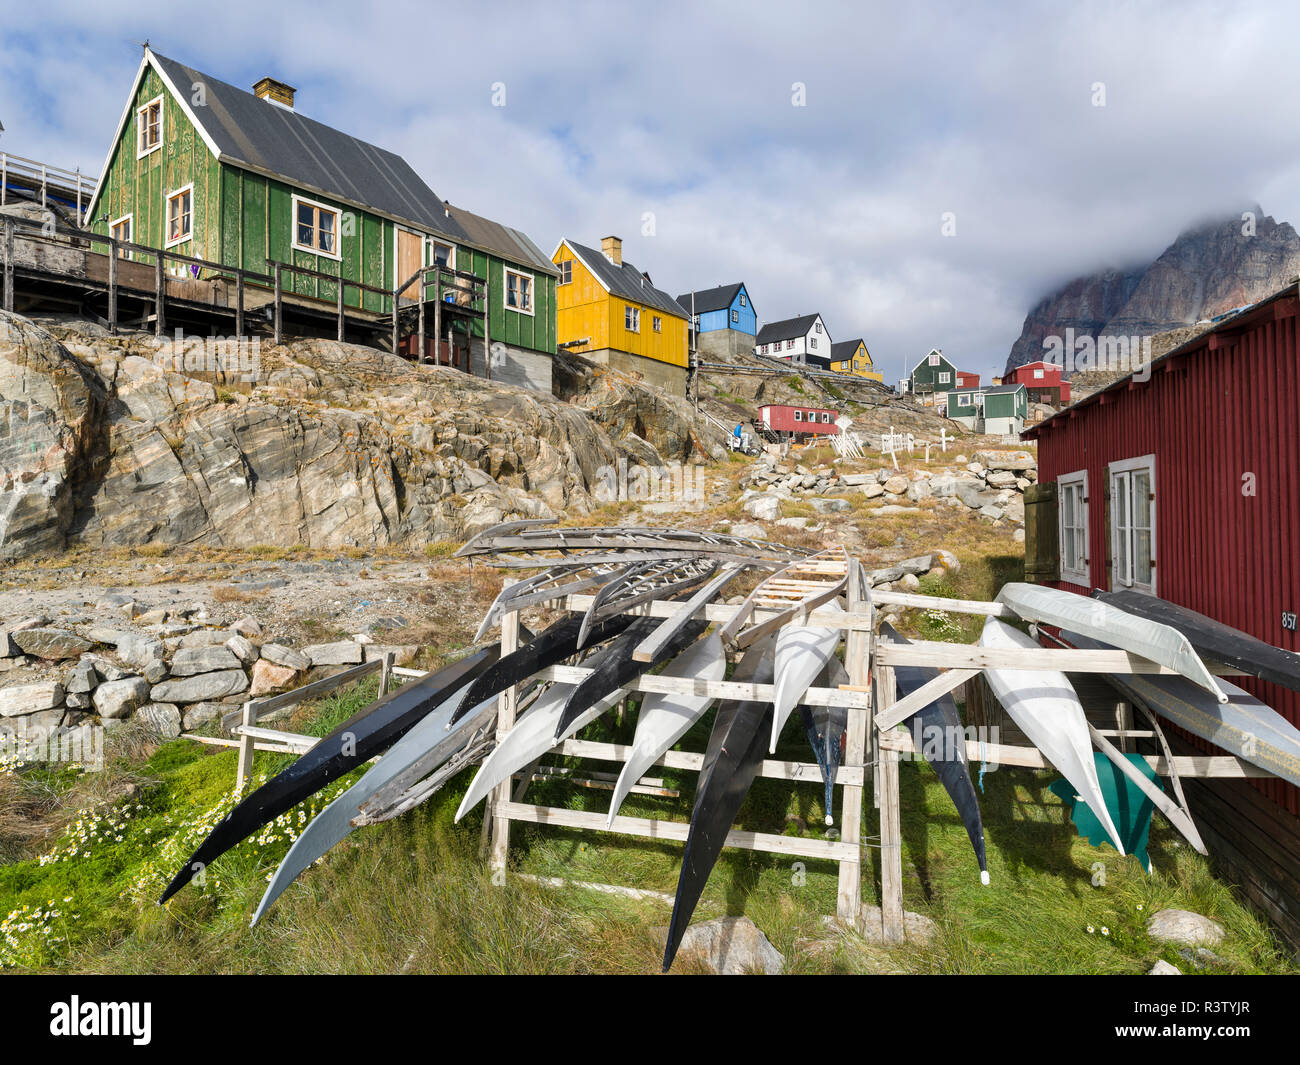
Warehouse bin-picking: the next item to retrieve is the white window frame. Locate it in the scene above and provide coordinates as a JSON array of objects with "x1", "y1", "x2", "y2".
[
  {"x1": 957, "y1": 393, "x2": 972, "y2": 407},
  {"x1": 938, "y1": 371, "x2": 951, "y2": 384},
  {"x1": 1109, "y1": 455, "x2": 1157, "y2": 594},
  {"x1": 429, "y1": 240, "x2": 456, "y2": 270},
  {"x1": 1033, "y1": 368, "x2": 1045, "y2": 379},
  {"x1": 557, "y1": 259, "x2": 573, "y2": 285},
  {"x1": 291, "y1": 194, "x2": 342, "y2": 261},
  {"x1": 1058, "y1": 470, "x2": 1090, "y2": 585},
  {"x1": 786, "y1": 339, "x2": 794, "y2": 350},
  {"x1": 652, "y1": 316, "x2": 662, "y2": 332},
  {"x1": 809, "y1": 336, "x2": 817, "y2": 349},
  {"x1": 164, "y1": 184, "x2": 194, "y2": 248},
  {"x1": 109, "y1": 214, "x2": 133, "y2": 260},
  {"x1": 137, "y1": 94, "x2": 164, "y2": 158},
  {"x1": 793, "y1": 410, "x2": 803, "y2": 422},
  {"x1": 739, "y1": 293, "x2": 747, "y2": 307},
  {"x1": 821, "y1": 412, "x2": 830, "y2": 424},
  {"x1": 504, "y1": 267, "x2": 535, "y2": 315},
  {"x1": 730, "y1": 308, "x2": 739, "y2": 323},
  {"x1": 625, "y1": 305, "x2": 640, "y2": 333},
  {"x1": 814, "y1": 321, "x2": 822, "y2": 333}
]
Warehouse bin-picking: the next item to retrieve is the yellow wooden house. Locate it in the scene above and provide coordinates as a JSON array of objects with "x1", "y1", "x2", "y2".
[
  {"x1": 552, "y1": 236, "x2": 689, "y2": 395},
  {"x1": 829, "y1": 339, "x2": 884, "y2": 382}
]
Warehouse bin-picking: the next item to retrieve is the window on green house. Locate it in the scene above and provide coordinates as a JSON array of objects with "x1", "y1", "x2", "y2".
[
  {"x1": 293, "y1": 197, "x2": 339, "y2": 256},
  {"x1": 430, "y1": 241, "x2": 455, "y2": 269},
  {"x1": 505, "y1": 268, "x2": 534, "y2": 314},
  {"x1": 137, "y1": 96, "x2": 163, "y2": 156},
  {"x1": 166, "y1": 186, "x2": 192, "y2": 246}
]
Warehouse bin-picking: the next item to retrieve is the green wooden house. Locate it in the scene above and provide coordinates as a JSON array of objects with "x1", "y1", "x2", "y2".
[
  {"x1": 84, "y1": 48, "x2": 557, "y2": 391},
  {"x1": 908, "y1": 348, "x2": 979, "y2": 400},
  {"x1": 946, "y1": 383, "x2": 1028, "y2": 436}
]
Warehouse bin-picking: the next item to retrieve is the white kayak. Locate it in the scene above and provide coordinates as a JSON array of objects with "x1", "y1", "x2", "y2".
[
  {"x1": 979, "y1": 617, "x2": 1126, "y2": 854},
  {"x1": 455, "y1": 682, "x2": 625, "y2": 822},
  {"x1": 770, "y1": 626, "x2": 840, "y2": 753},
  {"x1": 996, "y1": 582, "x2": 1227, "y2": 704},
  {"x1": 606, "y1": 634, "x2": 726, "y2": 827},
  {"x1": 251, "y1": 677, "x2": 497, "y2": 925}
]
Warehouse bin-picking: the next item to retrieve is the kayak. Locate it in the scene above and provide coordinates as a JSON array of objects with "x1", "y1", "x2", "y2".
[
  {"x1": 770, "y1": 624, "x2": 840, "y2": 753},
  {"x1": 159, "y1": 642, "x2": 501, "y2": 903},
  {"x1": 552, "y1": 617, "x2": 709, "y2": 740},
  {"x1": 797, "y1": 655, "x2": 849, "y2": 826},
  {"x1": 979, "y1": 617, "x2": 1125, "y2": 854},
  {"x1": 454, "y1": 680, "x2": 628, "y2": 822},
  {"x1": 606, "y1": 634, "x2": 726, "y2": 827},
  {"x1": 448, "y1": 613, "x2": 632, "y2": 726},
  {"x1": 663, "y1": 633, "x2": 777, "y2": 972},
  {"x1": 576, "y1": 556, "x2": 717, "y2": 648},
  {"x1": 1093, "y1": 589, "x2": 1300, "y2": 694},
  {"x1": 251, "y1": 677, "x2": 504, "y2": 925},
  {"x1": 1064, "y1": 630, "x2": 1300, "y2": 788},
  {"x1": 717, "y1": 547, "x2": 848, "y2": 650},
  {"x1": 878, "y1": 622, "x2": 987, "y2": 881},
  {"x1": 996, "y1": 582, "x2": 1226, "y2": 704},
  {"x1": 474, "y1": 562, "x2": 629, "y2": 642}
]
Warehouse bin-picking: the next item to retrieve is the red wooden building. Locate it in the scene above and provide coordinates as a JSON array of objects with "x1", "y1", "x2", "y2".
[
  {"x1": 758, "y1": 403, "x2": 839, "y2": 436},
  {"x1": 1009, "y1": 360, "x2": 1071, "y2": 405},
  {"x1": 1022, "y1": 281, "x2": 1300, "y2": 947},
  {"x1": 955, "y1": 370, "x2": 980, "y2": 389}
]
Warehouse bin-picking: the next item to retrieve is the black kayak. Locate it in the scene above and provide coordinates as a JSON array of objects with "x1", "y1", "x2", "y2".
[
  {"x1": 158, "y1": 642, "x2": 501, "y2": 904},
  {"x1": 798, "y1": 656, "x2": 849, "y2": 826},
  {"x1": 878, "y1": 623, "x2": 988, "y2": 883},
  {"x1": 1094, "y1": 588, "x2": 1300, "y2": 693},
  {"x1": 552, "y1": 616, "x2": 710, "y2": 740},
  {"x1": 448, "y1": 612, "x2": 634, "y2": 726},
  {"x1": 663, "y1": 633, "x2": 776, "y2": 972}
]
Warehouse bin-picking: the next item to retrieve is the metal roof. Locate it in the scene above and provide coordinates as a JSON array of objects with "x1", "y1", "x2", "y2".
[
  {"x1": 148, "y1": 50, "x2": 469, "y2": 242},
  {"x1": 675, "y1": 283, "x2": 744, "y2": 316},
  {"x1": 830, "y1": 339, "x2": 866, "y2": 360},
  {"x1": 755, "y1": 313, "x2": 822, "y2": 345},
  {"x1": 560, "y1": 239, "x2": 687, "y2": 318},
  {"x1": 447, "y1": 204, "x2": 559, "y2": 276},
  {"x1": 950, "y1": 383, "x2": 1024, "y2": 395}
]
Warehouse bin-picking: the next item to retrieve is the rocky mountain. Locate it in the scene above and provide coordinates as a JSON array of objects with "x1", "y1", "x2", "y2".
[
  {"x1": 1005, "y1": 210, "x2": 1300, "y2": 374},
  {"x1": 0, "y1": 312, "x2": 726, "y2": 559}
]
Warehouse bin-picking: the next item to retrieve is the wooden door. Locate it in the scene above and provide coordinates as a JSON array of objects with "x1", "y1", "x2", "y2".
[{"x1": 397, "y1": 229, "x2": 423, "y2": 301}]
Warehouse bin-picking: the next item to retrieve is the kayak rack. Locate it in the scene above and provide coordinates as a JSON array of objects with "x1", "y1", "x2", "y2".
[
  {"x1": 869, "y1": 587, "x2": 1275, "y2": 944},
  {"x1": 483, "y1": 560, "x2": 879, "y2": 933}
]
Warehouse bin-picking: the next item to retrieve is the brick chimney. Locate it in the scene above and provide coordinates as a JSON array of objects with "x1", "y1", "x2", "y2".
[
  {"x1": 601, "y1": 235, "x2": 622, "y2": 266},
  {"x1": 253, "y1": 77, "x2": 296, "y2": 111}
]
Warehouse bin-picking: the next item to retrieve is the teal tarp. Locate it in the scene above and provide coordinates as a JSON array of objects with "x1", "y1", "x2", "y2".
[{"x1": 1049, "y1": 753, "x2": 1161, "y2": 869}]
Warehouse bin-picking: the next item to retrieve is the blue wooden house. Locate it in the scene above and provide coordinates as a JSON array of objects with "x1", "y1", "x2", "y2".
[{"x1": 676, "y1": 283, "x2": 756, "y2": 358}]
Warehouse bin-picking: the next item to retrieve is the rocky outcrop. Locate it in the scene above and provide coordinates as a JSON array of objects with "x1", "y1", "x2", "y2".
[
  {"x1": 1006, "y1": 211, "x2": 1300, "y2": 374},
  {"x1": 0, "y1": 314, "x2": 728, "y2": 558}
]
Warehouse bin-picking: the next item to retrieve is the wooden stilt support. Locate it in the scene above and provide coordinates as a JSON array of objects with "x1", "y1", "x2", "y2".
[
  {"x1": 483, "y1": 273, "x2": 491, "y2": 381},
  {"x1": 836, "y1": 559, "x2": 870, "y2": 928},
  {"x1": 417, "y1": 276, "x2": 426, "y2": 362},
  {"x1": 235, "y1": 271, "x2": 244, "y2": 338},
  {"x1": 874, "y1": 644, "x2": 904, "y2": 943},
  {"x1": 273, "y1": 262, "x2": 283, "y2": 346},
  {"x1": 488, "y1": 583, "x2": 520, "y2": 879},
  {"x1": 433, "y1": 272, "x2": 442, "y2": 365},
  {"x1": 154, "y1": 258, "x2": 165, "y2": 337},
  {"x1": 337, "y1": 278, "x2": 346, "y2": 343},
  {"x1": 107, "y1": 237, "x2": 118, "y2": 334}
]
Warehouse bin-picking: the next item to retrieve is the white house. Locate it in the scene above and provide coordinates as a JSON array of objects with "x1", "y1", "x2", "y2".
[{"x1": 753, "y1": 313, "x2": 831, "y2": 367}]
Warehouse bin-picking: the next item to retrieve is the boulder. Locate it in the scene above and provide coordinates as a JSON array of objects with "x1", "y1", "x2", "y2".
[
  {"x1": 1148, "y1": 960, "x2": 1182, "y2": 975},
  {"x1": 65, "y1": 691, "x2": 93, "y2": 710},
  {"x1": 810, "y1": 497, "x2": 850, "y2": 514},
  {"x1": 170, "y1": 645, "x2": 242, "y2": 676},
  {"x1": 225, "y1": 633, "x2": 259, "y2": 665},
  {"x1": 955, "y1": 480, "x2": 999, "y2": 510},
  {"x1": 250, "y1": 659, "x2": 302, "y2": 697},
  {"x1": 150, "y1": 669, "x2": 249, "y2": 705},
  {"x1": 181, "y1": 702, "x2": 224, "y2": 732},
  {"x1": 1145, "y1": 909, "x2": 1225, "y2": 948},
  {"x1": 136, "y1": 702, "x2": 182, "y2": 739},
  {"x1": 231, "y1": 615, "x2": 263, "y2": 638},
  {"x1": 92, "y1": 677, "x2": 151, "y2": 719},
  {"x1": 928, "y1": 473, "x2": 958, "y2": 498},
  {"x1": 882, "y1": 475, "x2": 908, "y2": 495},
  {"x1": 900, "y1": 573, "x2": 921, "y2": 592},
  {"x1": 12, "y1": 627, "x2": 92, "y2": 661},
  {"x1": 839, "y1": 473, "x2": 874, "y2": 486},
  {"x1": 261, "y1": 643, "x2": 311, "y2": 672},
  {"x1": 0, "y1": 681, "x2": 65, "y2": 717},
  {"x1": 658, "y1": 916, "x2": 784, "y2": 975},
  {"x1": 177, "y1": 628, "x2": 232, "y2": 649},
  {"x1": 861, "y1": 482, "x2": 885, "y2": 499},
  {"x1": 141, "y1": 658, "x2": 169, "y2": 684},
  {"x1": 66, "y1": 658, "x2": 101, "y2": 694},
  {"x1": 304, "y1": 641, "x2": 365, "y2": 667},
  {"x1": 906, "y1": 480, "x2": 931, "y2": 502},
  {"x1": 973, "y1": 449, "x2": 1036, "y2": 472},
  {"x1": 743, "y1": 494, "x2": 782, "y2": 522},
  {"x1": 985, "y1": 470, "x2": 1018, "y2": 489},
  {"x1": 115, "y1": 632, "x2": 167, "y2": 671}
]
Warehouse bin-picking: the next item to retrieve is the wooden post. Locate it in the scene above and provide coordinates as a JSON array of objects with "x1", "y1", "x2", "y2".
[
  {"x1": 76, "y1": 171, "x2": 83, "y2": 222},
  {"x1": 337, "y1": 278, "x2": 346, "y2": 343},
  {"x1": 154, "y1": 257, "x2": 165, "y2": 337},
  {"x1": 273, "y1": 263, "x2": 283, "y2": 346},
  {"x1": 391, "y1": 283, "x2": 399, "y2": 355},
  {"x1": 874, "y1": 650, "x2": 905, "y2": 943},
  {"x1": 1, "y1": 154, "x2": 7, "y2": 207},
  {"x1": 482, "y1": 273, "x2": 491, "y2": 381},
  {"x1": 379, "y1": 651, "x2": 394, "y2": 698},
  {"x1": 433, "y1": 271, "x2": 442, "y2": 365},
  {"x1": 2, "y1": 218, "x2": 13, "y2": 313},
  {"x1": 417, "y1": 272, "x2": 425, "y2": 363},
  {"x1": 107, "y1": 236, "x2": 118, "y2": 334},
  {"x1": 488, "y1": 582, "x2": 520, "y2": 879},
  {"x1": 836, "y1": 559, "x2": 870, "y2": 928},
  {"x1": 235, "y1": 701, "x2": 256, "y2": 794},
  {"x1": 235, "y1": 270, "x2": 244, "y2": 339}
]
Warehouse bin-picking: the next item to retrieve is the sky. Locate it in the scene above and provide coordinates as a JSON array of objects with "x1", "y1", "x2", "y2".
[{"x1": 3, "y1": 0, "x2": 1299, "y2": 385}]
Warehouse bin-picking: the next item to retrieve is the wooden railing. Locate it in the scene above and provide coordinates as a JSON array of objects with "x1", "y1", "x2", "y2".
[{"x1": 0, "y1": 151, "x2": 96, "y2": 221}]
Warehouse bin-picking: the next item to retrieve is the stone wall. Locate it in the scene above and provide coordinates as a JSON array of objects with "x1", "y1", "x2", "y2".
[
  {"x1": 696, "y1": 329, "x2": 756, "y2": 360},
  {"x1": 579, "y1": 347, "x2": 688, "y2": 397}
]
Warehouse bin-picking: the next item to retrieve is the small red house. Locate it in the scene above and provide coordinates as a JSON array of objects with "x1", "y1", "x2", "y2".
[
  {"x1": 955, "y1": 370, "x2": 980, "y2": 389},
  {"x1": 1022, "y1": 281, "x2": 1300, "y2": 947},
  {"x1": 758, "y1": 403, "x2": 839, "y2": 436},
  {"x1": 1009, "y1": 360, "x2": 1071, "y2": 406}
]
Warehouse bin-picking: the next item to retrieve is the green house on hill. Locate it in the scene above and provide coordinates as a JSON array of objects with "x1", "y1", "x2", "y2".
[
  {"x1": 84, "y1": 47, "x2": 557, "y2": 392},
  {"x1": 946, "y1": 382, "x2": 1028, "y2": 436}
]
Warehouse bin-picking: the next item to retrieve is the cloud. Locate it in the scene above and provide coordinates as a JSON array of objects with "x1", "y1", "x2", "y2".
[{"x1": 3, "y1": 0, "x2": 1299, "y2": 385}]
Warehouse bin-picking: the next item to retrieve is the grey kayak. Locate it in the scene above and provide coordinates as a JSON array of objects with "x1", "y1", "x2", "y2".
[
  {"x1": 770, "y1": 625, "x2": 840, "y2": 753},
  {"x1": 996, "y1": 582, "x2": 1226, "y2": 704}
]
